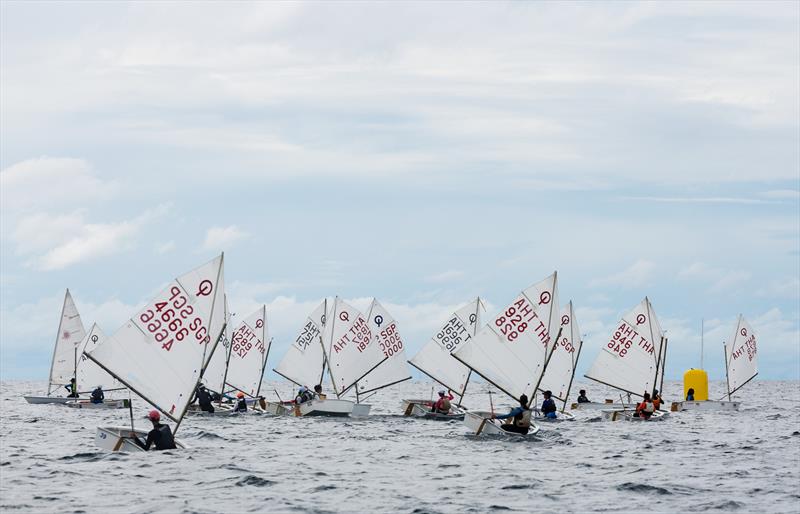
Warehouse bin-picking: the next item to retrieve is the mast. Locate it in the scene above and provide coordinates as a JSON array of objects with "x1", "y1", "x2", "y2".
[
  {"x1": 652, "y1": 335, "x2": 664, "y2": 397},
  {"x1": 354, "y1": 299, "x2": 377, "y2": 402},
  {"x1": 318, "y1": 298, "x2": 329, "y2": 386},
  {"x1": 724, "y1": 342, "x2": 731, "y2": 401},
  {"x1": 218, "y1": 329, "x2": 233, "y2": 404},
  {"x1": 659, "y1": 338, "x2": 668, "y2": 395},
  {"x1": 254, "y1": 305, "x2": 270, "y2": 398},
  {"x1": 529, "y1": 326, "x2": 563, "y2": 408},
  {"x1": 47, "y1": 290, "x2": 70, "y2": 396},
  {"x1": 325, "y1": 297, "x2": 341, "y2": 397},
  {"x1": 561, "y1": 337, "x2": 583, "y2": 413},
  {"x1": 456, "y1": 297, "x2": 481, "y2": 406}
]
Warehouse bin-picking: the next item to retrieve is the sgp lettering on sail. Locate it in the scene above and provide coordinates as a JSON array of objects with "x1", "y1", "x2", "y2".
[
  {"x1": 435, "y1": 315, "x2": 471, "y2": 351},
  {"x1": 377, "y1": 322, "x2": 404, "y2": 357},
  {"x1": 333, "y1": 315, "x2": 372, "y2": 354},
  {"x1": 607, "y1": 321, "x2": 653, "y2": 358},
  {"x1": 135, "y1": 282, "x2": 210, "y2": 352},
  {"x1": 494, "y1": 294, "x2": 550, "y2": 346}
]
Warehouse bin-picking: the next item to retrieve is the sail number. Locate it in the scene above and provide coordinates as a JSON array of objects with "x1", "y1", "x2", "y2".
[
  {"x1": 607, "y1": 321, "x2": 653, "y2": 358},
  {"x1": 731, "y1": 333, "x2": 757, "y2": 362},
  {"x1": 494, "y1": 296, "x2": 549, "y2": 346},
  {"x1": 332, "y1": 316, "x2": 372, "y2": 354},
  {"x1": 377, "y1": 322, "x2": 403, "y2": 357},
  {"x1": 231, "y1": 323, "x2": 263, "y2": 358},
  {"x1": 137, "y1": 284, "x2": 209, "y2": 352},
  {"x1": 436, "y1": 316, "x2": 470, "y2": 351},
  {"x1": 294, "y1": 320, "x2": 320, "y2": 352}
]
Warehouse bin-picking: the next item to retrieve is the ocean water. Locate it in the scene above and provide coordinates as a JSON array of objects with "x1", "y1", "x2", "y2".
[{"x1": 1, "y1": 379, "x2": 799, "y2": 514}]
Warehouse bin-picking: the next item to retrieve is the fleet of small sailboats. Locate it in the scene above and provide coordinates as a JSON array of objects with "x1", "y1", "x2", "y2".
[{"x1": 22, "y1": 261, "x2": 763, "y2": 449}]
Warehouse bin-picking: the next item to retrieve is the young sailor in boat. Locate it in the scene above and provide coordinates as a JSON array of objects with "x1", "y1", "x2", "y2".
[
  {"x1": 577, "y1": 389, "x2": 590, "y2": 403},
  {"x1": 232, "y1": 392, "x2": 247, "y2": 413},
  {"x1": 492, "y1": 394, "x2": 533, "y2": 435},
  {"x1": 313, "y1": 384, "x2": 327, "y2": 400},
  {"x1": 652, "y1": 389, "x2": 664, "y2": 410},
  {"x1": 195, "y1": 384, "x2": 215, "y2": 413},
  {"x1": 295, "y1": 386, "x2": 313, "y2": 404},
  {"x1": 686, "y1": 388, "x2": 695, "y2": 401},
  {"x1": 431, "y1": 390, "x2": 453, "y2": 414},
  {"x1": 65, "y1": 378, "x2": 79, "y2": 398},
  {"x1": 635, "y1": 392, "x2": 655, "y2": 420},
  {"x1": 540, "y1": 390, "x2": 557, "y2": 419},
  {"x1": 90, "y1": 386, "x2": 104, "y2": 404},
  {"x1": 133, "y1": 410, "x2": 177, "y2": 451}
]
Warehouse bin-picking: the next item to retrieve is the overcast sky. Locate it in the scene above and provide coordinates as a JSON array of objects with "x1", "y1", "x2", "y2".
[{"x1": 1, "y1": 1, "x2": 798, "y2": 383}]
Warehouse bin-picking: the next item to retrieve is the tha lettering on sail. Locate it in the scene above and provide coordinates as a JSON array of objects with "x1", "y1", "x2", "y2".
[
  {"x1": 494, "y1": 296, "x2": 550, "y2": 346},
  {"x1": 333, "y1": 316, "x2": 372, "y2": 354},
  {"x1": 435, "y1": 316, "x2": 471, "y2": 351},
  {"x1": 732, "y1": 333, "x2": 757, "y2": 362},
  {"x1": 607, "y1": 321, "x2": 653, "y2": 358},
  {"x1": 231, "y1": 324, "x2": 261, "y2": 358},
  {"x1": 136, "y1": 284, "x2": 210, "y2": 352},
  {"x1": 377, "y1": 322, "x2": 404, "y2": 357}
]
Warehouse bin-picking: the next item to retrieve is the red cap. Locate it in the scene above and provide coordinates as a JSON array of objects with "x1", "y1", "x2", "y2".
[
  {"x1": 148, "y1": 409, "x2": 160, "y2": 421},
  {"x1": 237, "y1": 392, "x2": 245, "y2": 398}
]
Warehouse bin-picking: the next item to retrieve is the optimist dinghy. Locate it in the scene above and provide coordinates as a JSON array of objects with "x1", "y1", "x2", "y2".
[
  {"x1": 94, "y1": 426, "x2": 188, "y2": 452},
  {"x1": 66, "y1": 399, "x2": 128, "y2": 409},
  {"x1": 584, "y1": 298, "x2": 670, "y2": 422},
  {"x1": 84, "y1": 254, "x2": 227, "y2": 452},
  {"x1": 464, "y1": 411, "x2": 541, "y2": 437},
  {"x1": 536, "y1": 301, "x2": 583, "y2": 420},
  {"x1": 401, "y1": 399, "x2": 467, "y2": 420},
  {"x1": 452, "y1": 272, "x2": 562, "y2": 437},
  {"x1": 672, "y1": 315, "x2": 757, "y2": 412},
  {"x1": 405, "y1": 298, "x2": 484, "y2": 416},
  {"x1": 601, "y1": 409, "x2": 669, "y2": 422}
]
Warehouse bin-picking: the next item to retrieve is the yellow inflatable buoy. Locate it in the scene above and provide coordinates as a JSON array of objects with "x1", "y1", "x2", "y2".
[{"x1": 683, "y1": 369, "x2": 709, "y2": 401}]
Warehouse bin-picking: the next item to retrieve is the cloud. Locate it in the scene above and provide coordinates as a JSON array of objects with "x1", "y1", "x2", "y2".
[
  {"x1": 758, "y1": 190, "x2": 800, "y2": 200},
  {"x1": 0, "y1": 157, "x2": 117, "y2": 214},
  {"x1": 202, "y1": 225, "x2": 248, "y2": 251},
  {"x1": 155, "y1": 241, "x2": 176, "y2": 254},
  {"x1": 757, "y1": 277, "x2": 800, "y2": 300},
  {"x1": 589, "y1": 260, "x2": 656, "y2": 289},
  {"x1": 678, "y1": 262, "x2": 751, "y2": 292},
  {"x1": 11, "y1": 204, "x2": 169, "y2": 270},
  {"x1": 620, "y1": 196, "x2": 771, "y2": 205},
  {"x1": 425, "y1": 270, "x2": 464, "y2": 283}
]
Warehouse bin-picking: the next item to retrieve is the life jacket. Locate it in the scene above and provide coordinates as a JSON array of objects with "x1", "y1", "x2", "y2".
[
  {"x1": 438, "y1": 398, "x2": 451, "y2": 413},
  {"x1": 643, "y1": 400, "x2": 655, "y2": 413},
  {"x1": 153, "y1": 425, "x2": 176, "y2": 450},
  {"x1": 514, "y1": 409, "x2": 532, "y2": 428},
  {"x1": 316, "y1": 393, "x2": 327, "y2": 400},
  {"x1": 652, "y1": 398, "x2": 661, "y2": 410}
]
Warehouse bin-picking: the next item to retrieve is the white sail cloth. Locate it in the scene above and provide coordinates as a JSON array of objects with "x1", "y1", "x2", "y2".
[
  {"x1": 48, "y1": 289, "x2": 87, "y2": 393},
  {"x1": 86, "y1": 254, "x2": 226, "y2": 421},
  {"x1": 324, "y1": 297, "x2": 387, "y2": 395},
  {"x1": 225, "y1": 306, "x2": 270, "y2": 397},
  {"x1": 537, "y1": 302, "x2": 583, "y2": 401},
  {"x1": 76, "y1": 324, "x2": 119, "y2": 391},
  {"x1": 726, "y1": 315, "x2": 758, "y2": 395},
  {"x1": 408, "y1": 298, "x2": 482, "y2": 393},
  {"x1": 356, "y1": 299, "x2": 412, "y2": 394},
  {"x1": 453, "y1": 273, "x2": 560, "y2": 401},
  {"x1": 584, "y1": 297, "x2": 665, "y2": 397},
  {"x1": 274, "y1": 300, "x2": 328, "y2": 388}
]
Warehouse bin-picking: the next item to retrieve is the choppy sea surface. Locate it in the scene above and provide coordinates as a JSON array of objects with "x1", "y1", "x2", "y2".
[{"x1": 1, "y1": 379, "x2": 799, "y2": 514}]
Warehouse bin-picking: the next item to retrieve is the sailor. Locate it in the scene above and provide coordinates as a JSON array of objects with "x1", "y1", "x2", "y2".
[
  {"x1": 232, "y1": 392, "x2": 247, "y2": 413},
  {"x1": 686, "y1": 388, "x2": 695, "y2": 401},
  {"x1": 492, "y1": 394, "x2": 532, "y2": 435},
  {"x1": 295, "y1": 386, "x2": 313, "y2": 404},
  {"x1": 133, "y1": 410, "x2": 177, "y2": 451},
  {"x1": 90, "y1": 386, "x2": 104, "y2": 404},
  {"x1": 196, "y1": 384, "x2": 215, "y2": 413},
  {"x1": 431, "y1": 390, "x2": 453, "y2": 414},
  {"x1": 313, "y1": 384, "x2": 327, "y2": 400},
  {"x1": 64, "y1": 378, "x2": 79, "y2": 398},
  {"x1": 652, "y1": 389, "x2": 664, "y2": 410},
  {"x1": 635, "y1": 392, "x2": 655, "y2": 420},
  {"x1": 540, "y1": 390, "x2": 557, "y2": 419},
  {"x1": 576, "y1": 389, "x2": 590, "y2": 403}
]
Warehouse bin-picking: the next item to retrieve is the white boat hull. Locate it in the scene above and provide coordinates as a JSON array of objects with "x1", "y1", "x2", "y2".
[
  {"x1": 66, "y1": 399, "x2": 128, "y2": 409},
  {"x1": 601, "y1": 409, "x2": 669, "y2": 422},
  {"x1": 571, "y1": 401, "x2": 629, "y2": 410},
  {"x1": 671, "y1": 400, "x2": 740, "y2": 412},
  {"x1": 402, "y1": 400, "x2": 466, "y2": 420},
  {"x1": 94, "y1": 425, "x2": 188, "y2": 452},
  {"x1": 186, "y1": 403, "x2": 235, "y2": 416},
  {"x1": 254, "y1": 401, "x2": 292, "y2": 416},
  {"x1": 294, "y1": 399, "x2": 354, "y2": 417},
  {"x1": 463, "y1": 411, "x2": 540, "y2": 437},
  {"x1": 534, "y1": 410, "x2": 575, "y2": 422},
  {"x1": 24, "y1": 396, "x2": 79, "y2": 405}
]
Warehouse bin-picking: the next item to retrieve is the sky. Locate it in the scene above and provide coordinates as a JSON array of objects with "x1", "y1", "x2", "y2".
[{"x1": 1, "y1": 1, "x2": 798, "y2": 384}]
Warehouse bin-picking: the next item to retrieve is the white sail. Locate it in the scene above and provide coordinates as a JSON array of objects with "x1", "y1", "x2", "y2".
[
  {"x1": 537, "y1": 301, "x2": 583, "y2": 401},
  {"x1": 408, "y1": 298, "x2": 483, "y2": 394},
  {"x1": 274, "y1": 300, "x2": 328, "y2": 388},
  {"x1": 324, "y1": 297, "x2": 387, "y2": 396},
  {"x1": 726, "y1": 315, "x2": 758, "y2": 396},
  {"x1": 356, "y1": 299, "x2": 412, "y2": 394},
  {"x1": 48, "y1": 289, "x2": 87, "y2": 393},
  {"x1": 76, "y1": 324, "x2": 119, "y2": 391},
  {"x1": 453, "y1": 273, "x2": 560, "y2": 401},
  {"x1": 584, "y1": 297, "x2": 665, "y2": 397},
  {"x1": 85, "y1": 254, "x2": 226, "y2": 422},
  {"x1": 226, "y1": 306, "x2": 270, "y2": 397},
  {"x1": 201, "y1": 295, "x2": 232, "y2": 393}
]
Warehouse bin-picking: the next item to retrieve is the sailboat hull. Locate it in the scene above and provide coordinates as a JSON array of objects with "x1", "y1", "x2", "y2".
[
  {"x1": 351, "y1": 403, "x2": 371, "y2": 417},
  {"x1": 601, "y1": 409, "x2": 669, "y2": 422},
  {"x1": 670, "y1": 400, "x2": 740, "y2": 412},
  {"x1": 571, "y1": 401, "x2": 628, "y2": 410},
  {"x1": 94, "y1": 426, "x2": 188, "y2": 452},
  {"x1": 463, "y1": 411, "x2": 540, "y2": 437},
  {"x1": 185, "y1": 403, "x2": 236, "y2": 416},
  {"x1": 402, "y1": 400, "x2": 466, "y2": 420},
  {"x1": 295, "y1": 399, "x2": 354, "y2": 417},
  {"x1": 533, "y1": 411, "x2": 575, "y2": 422},
  {"x1": 24, "y1": 396, "x2": 78, "y2": 405},
  {"x1": 66, "y1": 399, "x2": 128, "y2": 409}
]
